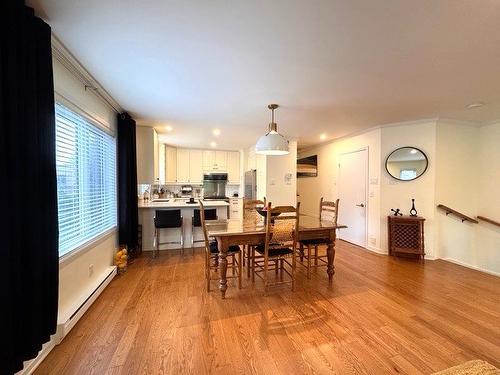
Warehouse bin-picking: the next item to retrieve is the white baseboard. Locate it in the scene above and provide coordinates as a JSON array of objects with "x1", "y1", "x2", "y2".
[
  {"x1": 57, "y1": 266, "x2": 117, "y2": 340},
  {"x1": 20, "y1": 266, "x2": 117, "y2": 374},
  {"x1": 18, "y1": 338, "x2": 57, "y2": 375},
  {"x1": 441, "y1": 257, "x2": 500, "y2": 277},
  {"x1": 365, "y1": 245, "x2": 388, "y2": 255}
]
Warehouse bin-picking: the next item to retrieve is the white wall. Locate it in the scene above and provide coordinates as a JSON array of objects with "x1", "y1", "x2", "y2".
[
  {"x1": 298, "y1": 129, "x2": 381, "y2": 251},
  {"x1": 476, "y1": 123, "x2": 500, "y2": 274},
  {"x1": 435, "y1": 121, "x2": 500, "y2": 274},
  {"x1": 435, "y1": 121, "x2": 478, "y2": 261},
  {"x1": 380, "y1": 121, "x2": 437, "y2": 257},
  {"x1": 266, "y1": 141, "x2": 298, "y2": 207},
  {"x1": 245, "y1": 142, "x2": 298, "y2": 206},
  {"x1": 298, "y1": 118, "x2": 499, "y2": 271},
  {"x1": 53, "y1": 58, "x2": 118, "y2": 324},
  {"x1": 136, "y1": 126, "x2": 158, "y2": 184}
]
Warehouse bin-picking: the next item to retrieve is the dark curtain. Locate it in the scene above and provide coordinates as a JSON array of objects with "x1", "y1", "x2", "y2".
[
  {"x1": 117, "y1": 113, "x2": 140, "y2": 258},
  {"x1": 0, "y1": 2, "x2": 59, "y2": 374}
]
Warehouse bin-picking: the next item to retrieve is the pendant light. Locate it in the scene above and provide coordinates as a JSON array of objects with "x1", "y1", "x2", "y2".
[{"x1": 255, "y1": 104, "x2": 289, "y2": 155}]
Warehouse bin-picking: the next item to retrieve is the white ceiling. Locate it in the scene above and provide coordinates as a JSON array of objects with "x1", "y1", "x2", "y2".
[{"x1": 30, "y1": 0, "x2": 500, "y2": 150}]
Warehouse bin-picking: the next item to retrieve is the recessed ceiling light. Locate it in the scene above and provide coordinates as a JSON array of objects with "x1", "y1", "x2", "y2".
[
  {"x1": 212, "y1": 128, "x2": 221, "y2": 136},
  {"x1": 466, "y1": 102, "x2": 485, "y2": 109},
  {"x1": 320, "y1": 133, "x2": 327, "y2": 140},
  {"x1": 164, "y1": 125, "x2": 173, "y2": 131},
  {"x1": 410, "y1": 149, "x2": 417, "y2": 154},
  {"x1": 210, "y1": 141, "x2": 217, "y2": 147}
]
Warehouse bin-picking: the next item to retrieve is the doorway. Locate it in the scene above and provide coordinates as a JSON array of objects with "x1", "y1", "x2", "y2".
[{"x1": 338, "y1": 148, "x2": 368, "y2": 248}]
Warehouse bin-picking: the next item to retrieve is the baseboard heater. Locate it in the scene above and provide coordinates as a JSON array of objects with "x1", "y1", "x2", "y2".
[
  {"x1": 22, "y1": 266, "x2": 117, "y2": 374},
  {"x1": 56, "y1": 266, "x2": 117, "y2": 342}
]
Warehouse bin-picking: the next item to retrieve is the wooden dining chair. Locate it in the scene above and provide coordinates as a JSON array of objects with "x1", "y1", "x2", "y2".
[
  {"x1": 252, "y1": 202, "x2": 300, "y2": 292},
  {"x1": 200, "y1": 201, "x2": 242, "y2": 292},
  {"x1": 242, "y1": 198, "x2": 266, "y2": 276},
  {"x1": 298, "y1": 197, "x2": 339, "y2": 279}
]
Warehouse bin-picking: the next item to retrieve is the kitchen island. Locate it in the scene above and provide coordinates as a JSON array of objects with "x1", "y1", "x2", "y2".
[{"x1": 138, "y1": 199, "x2": 229, "y2": 252}]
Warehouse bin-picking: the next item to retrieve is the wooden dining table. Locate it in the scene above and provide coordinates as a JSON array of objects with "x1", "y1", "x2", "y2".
[{"x1": 207, "y1": 215, "x2": 347, "y2": 298}]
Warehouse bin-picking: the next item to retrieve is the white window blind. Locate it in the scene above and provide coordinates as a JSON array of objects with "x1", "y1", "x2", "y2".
[{"x1": 55, "y1": 103, "x2": 117, "y2": 257}]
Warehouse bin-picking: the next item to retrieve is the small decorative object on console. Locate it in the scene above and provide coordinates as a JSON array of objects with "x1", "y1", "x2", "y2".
[
  {"x1": 391, "y1": 208, "x2": 403, "y2": 216},
  {"x1": 409, "y1": 198, "x2": 418, "y2": 216}
]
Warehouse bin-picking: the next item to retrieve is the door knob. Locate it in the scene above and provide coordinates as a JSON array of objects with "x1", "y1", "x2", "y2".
[{"x1": 356, "y1": 203, "x2": 365, "y2": 207}]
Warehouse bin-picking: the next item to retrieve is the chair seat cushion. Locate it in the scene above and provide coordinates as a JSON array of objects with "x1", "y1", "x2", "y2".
[
  {"x1": 209, "y1": 241, "x2": 240, "y2": 254},
  {"x1": 255, "y1": 244, "x2": 293, "y2": 257},
  {"x1": 300, "y1": 238, "x2": 329, "y2": 246}
]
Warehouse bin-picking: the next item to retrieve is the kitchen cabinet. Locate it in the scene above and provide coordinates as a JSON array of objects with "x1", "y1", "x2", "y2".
[
  {"x1": 189, "y1": 149, "x2": 203, "y2": 183},
  {"x1": 160, "y1": 146, "x2": 240, "y2": 185},
  {"x1": 176, "y1": 149, "x2": 190, "y2": 183},
  {"x1": 229, "y1": 197, "x2": 243, "y2": 219},
  {"x1": 203, "y1": 150, "x2": 227, "y2": 171},
  {"x1": 227, "y1": 151, "x2": 240, "y2": 184},
  {"x1": 165, "y1": 145, "x2": 177, "y2": 182},
  {"x1": 136, "y1": 126, "x2": 159, "y2": 184}
]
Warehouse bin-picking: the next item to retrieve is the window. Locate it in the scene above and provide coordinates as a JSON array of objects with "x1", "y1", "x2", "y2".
[
  {"x1": 400, "y1": 169, "x2": 417, "y2": 180},
  {"x1": 55, "y1": 103, "x2": 117, "y2": 257}
]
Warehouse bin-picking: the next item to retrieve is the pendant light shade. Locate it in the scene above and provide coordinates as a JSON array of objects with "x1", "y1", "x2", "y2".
[{"x1": 255, "y1": 104, "x2": 289, "y2": 155}]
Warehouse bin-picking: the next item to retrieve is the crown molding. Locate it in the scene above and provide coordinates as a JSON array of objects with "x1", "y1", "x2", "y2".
[
  {"x1": 51, "y1": 34, "x2": 122, "y2": 113},
  {"x1": 298, "y1": 118, "x2": 437, "y2": 153},
  {"x1": 435, "y1": 117, "x2": 481, "y2": 128}
]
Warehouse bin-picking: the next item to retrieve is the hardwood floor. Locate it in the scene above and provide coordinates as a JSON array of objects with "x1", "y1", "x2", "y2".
[{"x1": 35, "y1": 241, "x2": 500, "y2": 374}]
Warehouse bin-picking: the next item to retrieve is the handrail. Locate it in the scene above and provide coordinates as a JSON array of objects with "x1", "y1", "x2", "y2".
[
  {"x1": 477, "y1": 216, "x2": 500, "y2": 228},
  {"x1": 437, "y1": 204, "x2": 478, "y2": 224}
]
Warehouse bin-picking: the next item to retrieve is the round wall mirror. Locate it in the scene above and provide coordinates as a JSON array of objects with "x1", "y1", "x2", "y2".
[{"x1": 385, "y1": 147, "x2": 428, "y2": 181}]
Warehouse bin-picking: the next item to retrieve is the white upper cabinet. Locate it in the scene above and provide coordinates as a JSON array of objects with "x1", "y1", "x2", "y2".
[
  {"x1": 189, "y1": 149, "x2": 203, "y2": 183},
  {"x1": 161, "y1": 146, "x2": 240, "y2": 185},
  {"x1": 215, "y1": 151, "x2": 227, "y2": 169},
  {"x1": 176, "y1": 149, "x2": 190, "y2": 183},
  {"x1": 165, "y1": 145, "x2": 177, "y2": 182},
  {"x1": 203, "y1": 150, "x2": 227, "y2": 171},
  {"x1": 227, "y1": 151, "x2": 240, "y2": 184}
]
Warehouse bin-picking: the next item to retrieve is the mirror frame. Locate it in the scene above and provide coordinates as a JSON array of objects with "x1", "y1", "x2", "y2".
[{"x1": 385, "y1": 146, "x2": 428, "y2": 181}]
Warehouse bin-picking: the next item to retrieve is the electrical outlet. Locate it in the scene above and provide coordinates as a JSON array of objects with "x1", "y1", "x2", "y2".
[{"x1": 88, "y1": 264, "x2": 94, "y2": 277}]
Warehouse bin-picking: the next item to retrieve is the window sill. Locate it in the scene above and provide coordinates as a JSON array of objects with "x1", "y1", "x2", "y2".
[{"x1": 59, "y1": 226, "x2": 117, "y2": 266}]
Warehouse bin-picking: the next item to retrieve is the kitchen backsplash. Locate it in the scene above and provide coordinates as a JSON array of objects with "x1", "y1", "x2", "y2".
[{"x1": 138, "y1": 183, "x2": 241, "y2": 198}]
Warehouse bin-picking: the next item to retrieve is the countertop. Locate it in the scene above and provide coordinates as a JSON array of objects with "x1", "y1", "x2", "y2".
[{"x1": 138, "y1": 199, "x2": 230, "y2": 209}]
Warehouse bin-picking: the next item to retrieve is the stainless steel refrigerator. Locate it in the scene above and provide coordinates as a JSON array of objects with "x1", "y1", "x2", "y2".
[{"x1": 244, "y1": 169, "x2": 257, "y2": 199}]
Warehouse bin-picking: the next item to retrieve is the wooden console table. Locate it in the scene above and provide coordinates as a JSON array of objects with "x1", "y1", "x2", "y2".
[{"x1": 388, "y1": 216, "x2": 425, "y2": 259}]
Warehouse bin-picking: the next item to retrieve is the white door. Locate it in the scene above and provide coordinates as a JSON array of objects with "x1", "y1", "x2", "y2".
[{"x1": 338, "y1": 149, "x2": 368, "y2": 247}]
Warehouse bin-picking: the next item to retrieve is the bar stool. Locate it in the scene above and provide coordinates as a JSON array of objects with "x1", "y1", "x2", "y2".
[
  {"x1": 192, "y1": 208, "x2": 217, "y2": 250},
  {"x1": 153, "y1": 209, "x2": 183, "y2": 257}
]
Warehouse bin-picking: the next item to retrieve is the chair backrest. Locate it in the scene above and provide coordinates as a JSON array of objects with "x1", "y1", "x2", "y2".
[
  {"x1": 199, "y1": 201, "x2": 211, "y2": 251},
  {"x1": 193, "y1": 208, "x2": 217, "y2": 227},
  {"x1": 243, "y1": 199, "x2": 265, "y2": 221},
  {"x1": 154, "y1": 209, "x2": 182, "y2": 228},
  {"x1": 264, "y1": 202, "x2": 301, "y2": 253},
  {"x1": 320, "y1": 197, "x2": 339, "y2": 225}
]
